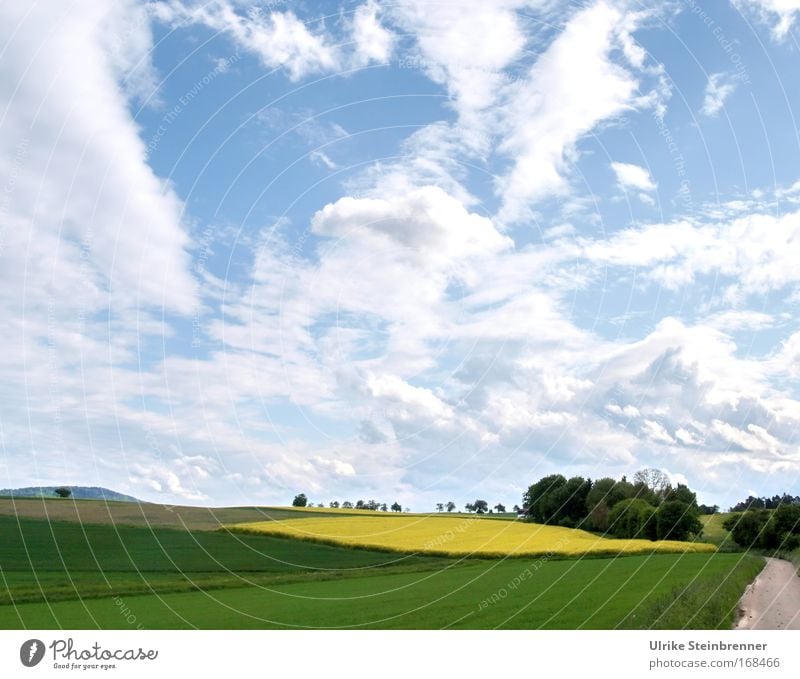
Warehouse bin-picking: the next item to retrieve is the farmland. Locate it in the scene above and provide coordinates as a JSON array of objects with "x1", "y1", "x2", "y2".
[
  {"x1": 0, "y1": 498, "x2": 760, "y2": 629},
  {"x1": 0, "y1": 497, "x2": 342, "y2": 530},
  {"x1": 226, "y1": 515, "x2": 717, "y2": 558}
]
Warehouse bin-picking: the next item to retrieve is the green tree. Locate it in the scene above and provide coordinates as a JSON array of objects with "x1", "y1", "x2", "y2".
[
  {"x1": 446, "y1": 501, "x2": 456, "y2": 512},
  {"x1": 391, "y1": 501, "x2": 402, "y2": 512},
  {"x1": 664, "y1": 483, "x2": 698, "y2": 507},
  {"x1": 329, "y1": 501, "x2": 340, "y2": 508},
  {"x1": 631, "y1": 481, "x2": 660, "y2": 506},
  {"x1": 772, "y1": 503, "x2": 800, "y2": 535},
  {"x1": 53, "y1": 487, "x2": 72, "y2": 499},
  {"x1": 436, "y1": 503, "x2": 444, "y2": 512},
  {"x1": 585, "y1": 477, "x2": 637, "y2": 530},
  {"x1": 698, "y1": 504, "x2": 719, "y2": 515},
  {"x1": 292, "y1": 493, "x2": 308, "y2": 507},
  {"x1": 473, "y1": 499, "x2": 489, "y2": 514},
  {"x1": 555, "y1": 476, "x2": 591, "y2": 524},
  {"x1": 494, "y1": 503, "x2": 506, "y2": 513},
  {"x1": 655, "y1": 500, "x2": 702, "y2": 541},
  {"x1": 524, "y1": 474, "x2": 567, "y2": 523},
  {"x1": 342, "y1": 501, "x2": 353, "y2": 509},
  {"x1": 587, "y1": 501, "x2": 610, "y2": 532},
  {"x1": 608, "y1": 499, "x2": 657, "y2": 539},
  {"x1": 759, "y1": 505, "x2": 800, "y2": 551},
  {"x1": 730, "y1": 511, "x2": 768, "y2": 548}
]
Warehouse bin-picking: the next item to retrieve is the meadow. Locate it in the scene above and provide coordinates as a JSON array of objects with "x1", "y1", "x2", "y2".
[{"x1": 0, "y1": 499, "x2": 760, "y2": 630}]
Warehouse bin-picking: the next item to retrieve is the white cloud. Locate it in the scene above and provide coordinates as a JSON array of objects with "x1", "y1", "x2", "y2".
[
  {"x1": 611, "y1": 161, "x2": 657, "y2": 192},
  {"x1": 392, "y1": 0, "x2": 528, "y2": 116},
  {"x1": 581, "y1": 208, "x2": 800, "y2": 296},
  {"x1": 151, "y1": 0, "x2": 397, "y2": 78},
  {"x1": 712, "y1": 420, "x2": 781, "y2": 454},
  {"x1": 313, "y1": 456, "x2": 356, "y2": 477},
  {"x1": 309, "y1": 149, "x2": 339, "y2": 170},
  {"x1": 642, "y1": 419, "x2": 675, "y2": 444},
  {"x1": 675, "y1": 428, "x2": 700, "y2": 446},
  {"x1": 735, "y1": 0, "x2": 800, "y2": 38},
  {"x1": 129, "y1": 460, "x2": 212, "y2": 501},
  {"x1": 0, "y1": 0, "x2": 197, "y2": 315},
  {"x1": 606, "y1": 404, "x2": 641, "y2": 418},
  {"x1": 351, "y1": 0, "x2": 394, "y2": 65},
  {"x1": 357, "y1": 1, "x2": 663, "y2": 221},
  {"x1": 311, "y1": 186, "x2": 512, "y2": 270},
  {"x1": 496, "y1": 1, "x2": 644, "y2": 222},
  {"x1": 701, "y1": 72, "x2": 737, "y2": 117},
  {"x1": 706, "y1": 310, "x2": 777, "y2": 331},
  {"x1": 0, "y1": 0, "x2": 204, "y2": 505},
  {"x1": 5, "y1": 0, "x2": 800, "y2": 511},
  {"x1": 151, "y1": 0, "x2": 339, "y2": 79}
]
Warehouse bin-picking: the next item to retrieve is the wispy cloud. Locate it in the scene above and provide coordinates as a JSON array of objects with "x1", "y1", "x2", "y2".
[{"x1": 701, "y1": 72, "x2": 737, "y2": 117}]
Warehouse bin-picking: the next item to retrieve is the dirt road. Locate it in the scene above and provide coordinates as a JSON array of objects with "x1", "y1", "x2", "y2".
[{"x1": 735, "y1": 557, "x2": 800, "y2": 630}]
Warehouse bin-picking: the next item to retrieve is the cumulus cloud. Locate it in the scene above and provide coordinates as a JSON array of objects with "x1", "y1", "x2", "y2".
[{"x1": 311, "y1": 186, "x2": 512, "y2": 269}]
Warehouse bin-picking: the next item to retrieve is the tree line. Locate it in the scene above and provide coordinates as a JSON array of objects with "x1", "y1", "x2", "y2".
[
  {"x1": 724, "y1": 505, "x2": 800, "y2": 551},
  {"x1": 292, "y1": 494, "x2": 512, "y2": 514},
  {"x1": 521, "y1": 468, "x2": 703, "y2": 541},
  {"x1": 729, "y1": 493, "x2": 800, "y2": 512},
  {"x1": 293, "y1": 494, "x2": 406, "y2": 512}
]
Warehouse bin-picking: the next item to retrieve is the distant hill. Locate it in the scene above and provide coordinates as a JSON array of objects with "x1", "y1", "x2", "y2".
[{"x1": 0, "y1": 486, "x2": 139, "y2": 502}]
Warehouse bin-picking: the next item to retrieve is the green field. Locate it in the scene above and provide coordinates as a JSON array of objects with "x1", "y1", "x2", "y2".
[
  {"x1": 0, "y1": 502, "x2": 765, "y2": 629},
  {"x1": 698, "y1": 513, "x2": 738, "y2": 550},
  {"x1": 0, "y1": 497, "x2": 356, "y2": 530}
]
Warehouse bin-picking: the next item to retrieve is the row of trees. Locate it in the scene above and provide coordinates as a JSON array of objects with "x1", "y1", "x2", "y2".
[
  {"x1": 729, "y1": 494, "x2": 800, "y2": 512},
  {"x1": 293, "y1": 494, "x2": 518, "y2": 515},
  {"x1": 462, "y1": 501, "x2": 507, "y2": 514},
  {"x1": 725, "y1": 504, "x2": 800, "y2": 551},
  {"x1": 522, "y1": 468, "x2": 704, "y2": 541},
  {"x1": 292, "y1": 494, "x2": 406, "y2": 512},
  {"x1": 433, "y1": 501, "x2": 509, "y2": 513}
]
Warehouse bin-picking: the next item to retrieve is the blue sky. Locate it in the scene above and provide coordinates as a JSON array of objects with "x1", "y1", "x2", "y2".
[{"x1": 2, "y1": 0, "x2": 800, "y2": 510}]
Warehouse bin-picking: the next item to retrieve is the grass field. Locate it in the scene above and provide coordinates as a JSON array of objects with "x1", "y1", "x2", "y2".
[
  {"x1": 0, "y1": 550, "x2": 761, "y2": 629},
  {"x1": 0, "y1": 504, "x2": 759, "y2": 630},
  {"x1": 0, "y1": 515, "x2": 446, "y2": 606},
  {"x1": 0, "y1": 498, "x2": 520, "y2": 530},
  {"x1": 699, "y1": 513, "x2": 738, "y2": 550},
  {"x1": 225, "y1": 515, "x2": 718, "y2": 558},
  {"x1": 0, "y1": 497, "x2": 352, "y2": 530}
]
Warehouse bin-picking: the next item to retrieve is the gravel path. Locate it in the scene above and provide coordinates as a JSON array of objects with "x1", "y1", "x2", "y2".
[{"x1": 735, "y1": 557, "x2": 800, "y2": 630}]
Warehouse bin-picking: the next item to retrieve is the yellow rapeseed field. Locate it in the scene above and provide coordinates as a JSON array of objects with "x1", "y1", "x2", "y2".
[{"x1": 225, "y1": 515, "x2": 716, "y2": 558}]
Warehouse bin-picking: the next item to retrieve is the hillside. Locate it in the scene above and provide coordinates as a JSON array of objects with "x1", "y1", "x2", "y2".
[{"x1": 0, "y1": 486, "x2": 138, "y2": 502}]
